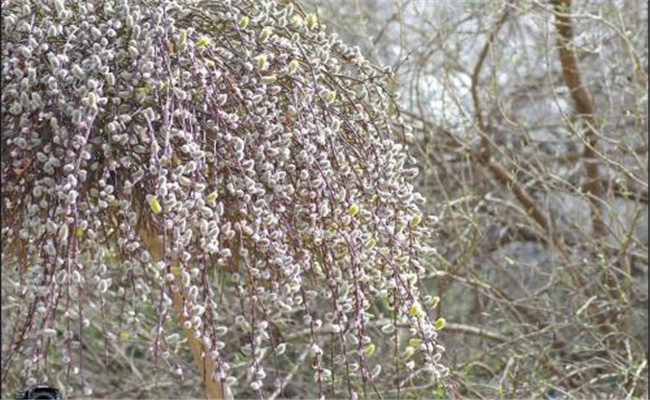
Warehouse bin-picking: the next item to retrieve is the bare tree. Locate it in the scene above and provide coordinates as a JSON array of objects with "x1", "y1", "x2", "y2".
[{"x1": 310, "y1": 0, "x2": 648, "y2": 398}]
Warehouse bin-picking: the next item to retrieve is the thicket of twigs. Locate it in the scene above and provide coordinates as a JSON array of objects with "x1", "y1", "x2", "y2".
[{"x1": 312, "y1": 0, "x2": 648, "y2": 398}]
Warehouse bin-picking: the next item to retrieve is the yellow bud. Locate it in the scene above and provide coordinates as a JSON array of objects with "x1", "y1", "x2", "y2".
[
  {"x1": 192, "y1": 89, "x2": 204, "y2": 100},
  {"x1": 363, "y1": 343, "x2": 375, "y2": 356},
  {"x1": 404, "y1": 346, "x2": 415, "y2": 360},
  {"x1": 148, "y1": 196, "x2": 162, "y2": 213},
  {"x1": 435, "y1": 317, "x2": 446, "y2": 330},
  {"x1": 326, "y1": 90, "x2": 337, "y2": 103},
  {"x1": 170, "y1": 266, "x2": 183, "y2": 276},
  {"x1": 289, "y1": 59, "x2": 300, "y2": 74},
  {"x1": 206, "y1": 191, "x2": 219, "y2": 202},
  {"x1": 254, "y1": 54, "x2": 268, "y2": 70},
  {"x1": 409, "y1": 214, "x2": 422, "y2": 228},
  {"x1": 408, "y1": 338, "x2": 422, "y2": 348},
  {"x1": 409, "y1": 302, "x2": 423, "y2": 317},
  {"x1": 196, "y1": 36, "x2": 211, "y2": 47},
  {"x1": 74, "y1": 227, "x2": 84, "y2": 238},
  {"x1": 119, "y1": 331, "x2": 131, "y2": 341},
  {"x1": 306, "y1": 13, "x2": 317, "y2": 29},
  {"x1": 259, "y1": 27, "x2": 272, "y2": 42},
  {"x1": 347, "y1": 203, "x2": 360, "y2": 217},
  {"x1": 238, "y1": 15, "x2": 250, "y2": 29}
]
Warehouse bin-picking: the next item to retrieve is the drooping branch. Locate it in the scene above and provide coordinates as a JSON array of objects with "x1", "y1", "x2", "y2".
[{"x1": 1, "y1": 0, "x2": 446, "y2": 397}]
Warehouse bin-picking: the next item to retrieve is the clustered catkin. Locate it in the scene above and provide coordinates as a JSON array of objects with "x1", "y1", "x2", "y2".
[{"x1": 1, "y1": 0, "x2": 446, "y2": 397}]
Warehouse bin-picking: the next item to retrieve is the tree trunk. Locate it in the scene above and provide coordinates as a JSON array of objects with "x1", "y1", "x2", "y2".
[{"x1": 140, "y1": 228, "x2": 229, "y2": 400}]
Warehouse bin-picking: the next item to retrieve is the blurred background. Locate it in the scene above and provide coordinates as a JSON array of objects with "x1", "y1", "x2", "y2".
[{"x1": 306, "y1": 0, "x2": 648, "y2": 398}]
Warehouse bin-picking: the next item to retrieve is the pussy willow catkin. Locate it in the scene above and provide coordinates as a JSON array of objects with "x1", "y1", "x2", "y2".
[{"x1": 1, "y1": 0, "x2": 446, "y2": 397}]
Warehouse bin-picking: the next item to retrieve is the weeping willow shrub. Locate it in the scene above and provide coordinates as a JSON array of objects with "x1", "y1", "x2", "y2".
[{"x1": 1, "y1": 0, "x2": 448, "y2": 397}]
